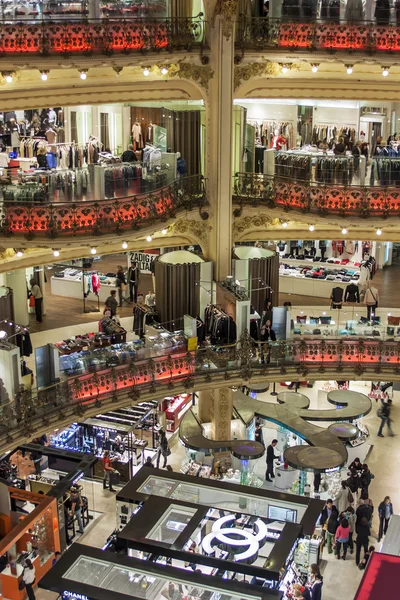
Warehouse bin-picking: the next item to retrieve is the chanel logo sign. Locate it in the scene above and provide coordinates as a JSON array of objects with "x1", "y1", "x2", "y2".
[{"x1": 201, "y1": 515, "x2": 268, "y2": 563}]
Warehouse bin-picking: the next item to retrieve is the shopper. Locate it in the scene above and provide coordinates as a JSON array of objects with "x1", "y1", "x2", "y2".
[
  {"x1": 360, "y1": 464, "x2": 373, "y2": 497},
  {"x1": 335, "y1": 517, "x2": 350, "y2": 560},
  {"x1": 355, "y1": 517, "x2": 370, "y2": 566},
  {"x1": 29, "y1": 278, "x2": 43, "y2": 324},
  {"x1": 325, "y1": 510, "x2": 339, "y2": 554},
  {"x1": 358, "y1": 545, "x2": 375, "y2": 570},
  {"x1": 344, "y1": 506, "x2": 356, "y2": 554},
  {"x1": 309, "y1": 572, "x2": 323, "y2": 600},
  {"x1": 156, "y1": 429, "x2": 169, "y2": 469},
  {"x1": 378, "y1": 496, "x2": 393, "y2": 541},
  {"x1": 292, "y1": 583, "x2": 311, "y2": 600},
  {"x1": 116, "y1": 266, "x2": 126, "y2": 307},
  {"x1": 128, "y1": 260, "x2": 140, "y2": 303},
  {"x1": 378, "y1": 399, "x2": 394, "y2": 437},
  {"x1": 349, "y1": 457, "x2": 363, "y2": 474},
  {"x1": 334, "y1": 136, "x2": 347, "y2": 155},
  {"x1": 313, "y1": 472, "x2": 321, "y2": 495},
  {"x1": 360, "y1": 490, "x2": 374, "y2": 525},
  {"x1": 105, "y1": 290, "x2": 118, "y2": 316},
  {"x1": 346, "y1": 466, "x2": 360, "y2": 494},
  {"x1": 145, "y1": 456, "x2": 154, "y2": 468},
  {"x1": 335, "y1": 481, "x2": 353, "y2": 514},
  {"x1": 103, "y1": 450, "x2": 117, "y2": 492},
  {"x1": 255, "y1": 422, "x2": 264, "y2": 446},
  {"x1": 265, "y1": 439, "x2": 280, "y2": 482},
  {"x1": 121, "y1": 144, "x2": 137, "y2": 163},
  {"x1": 70, "y1": 489, "x2": 84, "y2": 534},
  {"x1": 22, "y1": 558, "x2": 36, "y2": 600},
  {"x1": 319, "y1": 498, "x2": 338, "y2": 529}
]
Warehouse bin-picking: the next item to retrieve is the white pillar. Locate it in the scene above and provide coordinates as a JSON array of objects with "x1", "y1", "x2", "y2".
[{"x1": 6, "y1": 269, "x2": 29, "y2": 326}]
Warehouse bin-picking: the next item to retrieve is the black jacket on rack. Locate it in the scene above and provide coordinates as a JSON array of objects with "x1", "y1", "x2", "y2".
[{"x1": 345, "y1": 283, "x2": 360, "y2": 303}]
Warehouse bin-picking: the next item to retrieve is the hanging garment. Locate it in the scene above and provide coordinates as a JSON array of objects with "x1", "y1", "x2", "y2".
[{"x1": 345, "y1": 0, "x2": 364, "y2": 21}]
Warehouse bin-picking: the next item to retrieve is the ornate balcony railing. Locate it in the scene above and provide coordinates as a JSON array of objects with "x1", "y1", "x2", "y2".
[
  {"x1": 236, "y1": 15, "x2": 400, "y2": 53},
  {"x1": 1, "y1": 332, "x2": 399, "y2": 453},
  {"x1": 0, "y1": 174, "x2": 206, "y2": 239},
  {"x1": 0, "y1": 15, "x2": 204, "y2": 56},
  {"x1": 233, "y1": 172, "x2": 400, "y2": 218}
]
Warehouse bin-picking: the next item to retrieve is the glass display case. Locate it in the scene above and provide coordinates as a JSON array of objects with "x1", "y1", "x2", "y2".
[
  {"x1": 162, "y1": 394, "x2": 192, "y2": 433},
  {"x1": 144, "y1": 329, "x2": 187, "y2": 354},
  {"x1": 58, "y1": 339, "x2": 145, "y2": 376}
]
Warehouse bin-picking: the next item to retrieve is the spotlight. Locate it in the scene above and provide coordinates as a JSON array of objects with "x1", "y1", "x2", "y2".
[
  {"x1": 282, "y1": 65, "x2": 289, "y2": 74},
  {"x1": 161, "y1": 229, "x2": 167, "y2": 235},
  {"x1": 282, "y1": 221, "x2": 288, "y2": 228},
  {"x1": 40, "y1": 71, "x2": 49, "y2": 81},
  {"x1": 376, "y1": 228, "x2": 382, "y2": 236},
  {"x1": 143, "y1": 67, "x2": 150, "y2": 76},
  {"x1": 53, "y1": 249, "x2": 60, "y2": 257},
  {"x1": 311, "y1": 64, "x2": 319, "y2": 73},
  {"x1": 2, "y1": 72, "x2": 13, "y2": 83},
  {"x1": 309, "y1": 224, "x2": 315, "y2": 232},
  {"x1": 0, "y1": 330, "x2": 7, "y2": 339},
  {"x1": 346, "y1": 65, "x2": 353, "y2": 75},
  {"x1": 160, "y1": 66, "x2": 168, "y2": 75},
  {"x1": 146, "y1": 235, "x2": 153, "y2": 242},
  {"x1": 122, "y1": 241, "x2": 128, "y2": 249},
  {"x1": 79, "y1": 70, "x2": 88, "y2": 80},
  {"x1": 382, "y1": 66, "x2": 389, "y2": 77},
  {"x1": 15, "y1": 250, "x2": 23, "y2": 257},
  {"x1": 341, "y1": 228, "x2": 348, "y2": 235},
  {"x1": 90, "y1": 247, "x2": 96, "y2": 254}
]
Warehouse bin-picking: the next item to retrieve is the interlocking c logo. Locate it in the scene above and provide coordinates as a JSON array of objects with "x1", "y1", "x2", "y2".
[{"x1": 201, "y1": 515, "x2": 268, "y2": 563}]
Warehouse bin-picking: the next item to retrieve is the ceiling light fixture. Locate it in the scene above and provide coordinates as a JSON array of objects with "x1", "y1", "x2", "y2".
[
  {"x1": 161, "y1": 229, "x2": 167, "y2": 235},
  {"x1": 382, "y1": 66, "x2": 389, "y2": 77},
  {"x1": 122, "y1": 241, "x2": 128, "y2": 249},
  {"x1": 113, "y1": 67, "x2": 123, "y2": 77},
  {"x1": 146, "y1": 235, "x2": 153, "y2": 242},
  {"x1": 346, "y1": 65, "x2": 353, "y2": 75},
  {"x1": 311, "y1": 64, "x2": 319, "y2": 73},
  {"x1": 281, "y1": 64, "x2": 289, "y2": 74},
  {"x1": 79, "y1": 70, "x2": 88, "y2": 80},
  {"x1": 15, "y1": 250, "x2": 23, "y2": 257},
  {"x1": 341, "y1": 227, "x2": 348, "y2": 234},
  {"x1": 53, "y1": 249, "x2": 60, "y2": 257},
  {"x1": 160, "y1": 66, "x2": 168, "y2": 75},
  {"x1": 90, "y1": 247, "x2": 97, "y2": 254},
  {"x1": 282, "y1": 221, "x2": 288, "y2": 228},
  {"x1": 143, "y1": 67, "x2": 150, "y2": 76},
  {"x1": 309, "y1": 224, "x2": 315, "y2": 232},
  {"x1": 40, "y1": 70, "x2": 49, "y2": 81},
  {"x1": 376, "y1": 228, "x2": 382, "y2": 236}
]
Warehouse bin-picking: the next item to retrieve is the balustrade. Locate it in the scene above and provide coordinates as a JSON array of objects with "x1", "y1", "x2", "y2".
[{"x1": 237, "y1": 15, "x2": 400, "y2": 53}]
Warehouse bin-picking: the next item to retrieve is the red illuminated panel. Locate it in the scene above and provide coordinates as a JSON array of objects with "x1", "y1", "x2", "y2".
[{"x1": 355, "y1": 552, "x2": 400, "y2": 600}]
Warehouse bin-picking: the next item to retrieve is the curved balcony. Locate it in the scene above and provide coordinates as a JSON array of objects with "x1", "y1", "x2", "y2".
[
  {"x1": 233, "y1": 172, "x2": 400, "y2": 218},
  {"x1": 1, "y1": 333, "x2": 400, "y2": 453},
  {"x1": 237, "y1": 15, "x2": 400, "y2": 53},
  {"x1": 0, "y1": 15, "x2": 204, "y2": 56},
  {"x1": 0, "y1": 174, "x2": 206, "y2": 239}
]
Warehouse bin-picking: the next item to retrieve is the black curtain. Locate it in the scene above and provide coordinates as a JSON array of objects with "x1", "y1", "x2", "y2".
[
  {"x1": 248, "y1": 255, "x2": 280, "y2": 316},
  {"x1": 155, "y1": 259, "x2": 200, "y2": 329}
]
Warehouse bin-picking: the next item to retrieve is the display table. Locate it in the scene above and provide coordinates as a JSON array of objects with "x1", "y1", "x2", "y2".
[
  {"x1": 1, "y1": 551, "x2": 53, "y2": 600},
  {"x1": 280, "y1": 274, "x2": 349, "y2": 299}
]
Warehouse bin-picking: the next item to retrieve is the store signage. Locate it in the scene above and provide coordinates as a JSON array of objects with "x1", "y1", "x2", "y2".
[
  {"x1": 129, "y1": 250, "x2": 159, "y2": 274},
  {"x1": 63, "y1": 592, "x2": 90, "y2": 600},
  {"x1": 202, "y1": 514, "x2": 268, "y2": 562}
]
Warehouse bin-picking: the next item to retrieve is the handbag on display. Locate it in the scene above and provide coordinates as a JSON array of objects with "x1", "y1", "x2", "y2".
[
  {"x1": 320, "y1": 316, "x2": 332, "y2": 324},
  {"x1": 313, "y1": 329, "x2": 322, "y2": 335}
]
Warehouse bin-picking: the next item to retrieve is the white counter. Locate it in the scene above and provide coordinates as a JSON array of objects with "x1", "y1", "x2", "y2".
[
  {"x1": 51, "y1": 275, "x2": 125, "y2": 304},
  {"x1": 279, "y1": 274, "x2": 350, "y2": 299}
]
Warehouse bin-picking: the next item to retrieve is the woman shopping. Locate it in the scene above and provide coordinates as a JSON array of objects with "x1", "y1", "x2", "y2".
[
  {"x1": 29, "y1": 278, "x2": 43, "y2": 324},
  {"x1": 22, "y1": 558, "x2": 36, "y2": 600}
]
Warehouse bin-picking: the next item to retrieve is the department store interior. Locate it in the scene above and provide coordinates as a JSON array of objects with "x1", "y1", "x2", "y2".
[{"x1": 0, "y1": 61, "x2": 398, "y2": 600}]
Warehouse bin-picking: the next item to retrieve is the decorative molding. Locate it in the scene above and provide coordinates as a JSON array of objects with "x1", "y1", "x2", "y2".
[
  {"x1": 213, "y1": 0, "x2": 238, "y2": 40},
  {"x1": 233, "y1": 214, "x2": 279, "y2": 236},
  {"x1": 234, "y1": 61, "x2": 279, "y2": 91},
  {"x1": 168, "y1": 218, "x2": 211, "y2": 248},
  {"x1": 169, "y1": 62, "x2": 214, "y2": 92}
]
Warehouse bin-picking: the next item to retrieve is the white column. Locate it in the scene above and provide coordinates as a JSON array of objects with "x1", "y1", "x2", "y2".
[{"x1": 6, "y1": 269, "x2": 29, "y2": 326}]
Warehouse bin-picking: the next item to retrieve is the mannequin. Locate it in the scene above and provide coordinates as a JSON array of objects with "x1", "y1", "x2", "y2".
[
  {"x1": 131, "y1": 120, "x2": 143, "y2": 151},
  {"x1": 146, "y1": 120, "x2": 154, "y2": 143},
  {"x1": 270, "y1": 129, "x2": 287, "y2": 150},
  {"x1": 45, "y1": 127, "x2": 57, "y2": 144},
  {"x1": 344, "y1": 283, "x2": 360, "y2": 303},
  {"x1": 330, "y1": 286, "x2": 343, "y2": 309},
  {"x1": 364, "y1": 282, "x2": 379, "y2": 320},
  {"x1": 48, "y1": 108, "x2": 57, "y2": 125},
  {"x1": 319, "y1": 240, "x2": 327, "y2": 262}
]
